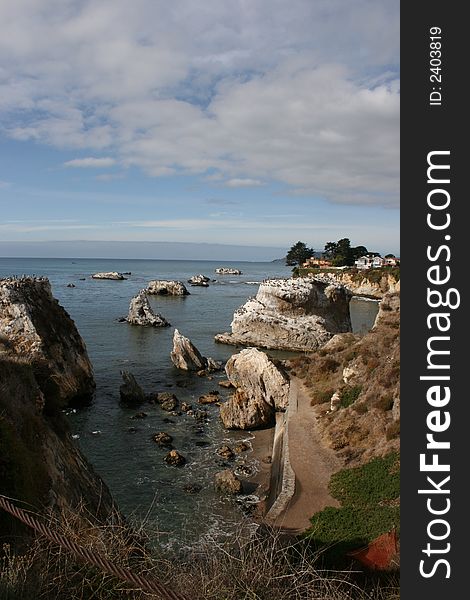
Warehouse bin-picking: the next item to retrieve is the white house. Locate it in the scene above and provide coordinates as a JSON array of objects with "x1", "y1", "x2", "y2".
[{"x1": 355, "y1": 255, "x2": 385, "y2": 269}]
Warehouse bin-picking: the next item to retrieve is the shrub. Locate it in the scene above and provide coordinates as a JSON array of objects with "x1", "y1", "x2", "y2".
[
  {"x1": 374, "y1": 395, "x2": 395, "y2": 411},
  {"x1": 339, "y1": 385, "x2": 362, "y2": 408}
]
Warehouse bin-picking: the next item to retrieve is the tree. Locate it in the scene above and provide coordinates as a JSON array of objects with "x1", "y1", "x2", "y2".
[
  {"x1": 323, "y1": 238, "x2": 369, "y2": 266},
  {"x1": 286, "y1": 241, "x2": 314, "y2": 266}
]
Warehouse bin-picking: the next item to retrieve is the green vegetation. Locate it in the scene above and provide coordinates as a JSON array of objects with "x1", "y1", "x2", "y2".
[
  {"x1": 323, "y1": 238, "x2": 369, "y2": 267},
  {"x1": 304, "y1": 453, "x2": 400, "y2": 565},
  {"x1": 339, "y1": 385, "x2": 362, "y2": 408}
]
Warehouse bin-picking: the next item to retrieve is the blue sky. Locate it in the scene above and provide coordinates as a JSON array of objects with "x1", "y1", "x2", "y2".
[{"x1": 0, "y1": 0, "x2": 399, "y2": 260}]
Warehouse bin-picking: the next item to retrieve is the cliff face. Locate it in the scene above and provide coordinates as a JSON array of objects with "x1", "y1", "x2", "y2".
[
  {"x1": 310, "y1": 270, "x2": 400, "y2": 298},
  {"x1": 0, "y1": 277, "x2": 95, "y2": 409},
  {"x1": 215, "y1": 277, "x2": 352, "y2": 351},
  {"x1": 289, "y1": 292, "x2": 400, "y2": 466},
  {"x1": 0, "y1": 278, "x2": 114, "y2": 541}
]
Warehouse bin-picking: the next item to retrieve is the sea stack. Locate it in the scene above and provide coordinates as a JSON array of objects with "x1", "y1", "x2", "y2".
[{"x1": 215, "y1": 277, "x2": 352, "y2": 351}]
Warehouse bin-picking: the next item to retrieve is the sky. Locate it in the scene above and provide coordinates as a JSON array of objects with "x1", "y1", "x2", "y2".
[{"x1": 0, "y1": 0, "x2": 399, "y2": 260}]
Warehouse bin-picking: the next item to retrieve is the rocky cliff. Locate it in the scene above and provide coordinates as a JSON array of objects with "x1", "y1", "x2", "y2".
[
  {"x1": 215, "y1": 277, "x2": 352, "y2": 351},
  {"x1": 0, "y1": 277, "x2": 95, "y2": 409},
  {"x1": 0, "y1": 278, "x2": 115, "y2": 542},
  {"x1": 288, "y1": 292, "x2": 400, "y2": 466},
  {"x1": 309, "y1": 270, "x2": 400, "y2": 298}
]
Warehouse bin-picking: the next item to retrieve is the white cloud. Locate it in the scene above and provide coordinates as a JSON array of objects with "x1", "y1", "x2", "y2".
[
  {"x1": 0, "y1": 0, "x2": 399, "y2": 207},
  {"x1": 64, "y1": 157, "x2": 116, "y2": 168}
]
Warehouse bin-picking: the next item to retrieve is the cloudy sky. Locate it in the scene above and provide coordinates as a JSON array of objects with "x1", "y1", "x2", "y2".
[{"x1": 0, "y1": 0, "x2": 399, "y2": 259}]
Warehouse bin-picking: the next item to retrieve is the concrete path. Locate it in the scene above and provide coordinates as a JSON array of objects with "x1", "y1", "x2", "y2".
[{"x1": 274, "y1": 377, "x2": 343, "y2": 533}]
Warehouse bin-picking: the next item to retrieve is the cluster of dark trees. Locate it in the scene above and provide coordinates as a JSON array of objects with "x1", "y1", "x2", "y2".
[{"x1": 285, "y1": 238, "x2": 389, "y2": 267}]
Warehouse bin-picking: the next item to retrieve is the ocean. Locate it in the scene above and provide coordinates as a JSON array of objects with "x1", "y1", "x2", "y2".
[{"x1": 0, "y1": 257, "x2": 379, "y2": 549}]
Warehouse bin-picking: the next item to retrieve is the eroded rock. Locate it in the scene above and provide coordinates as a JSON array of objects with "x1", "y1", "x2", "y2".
[
  {"x1": 92, "y1": 272, "x2": 126, "y2": 280},
  {"x1": 215, "y1": 277, "x2": 352, "y2": 351},
  {"x1": 214, "y1": 469, "x2": 242, "y2": 494},
  {"x1": 126, "y1": 291, "x2": 170, "y2": 327},
  {"x1": 119, "y1": 371, "x2": 146, "y2": 405},
  {"x1": 147, "y1": 280, "x2": 189, "y2": 296}
]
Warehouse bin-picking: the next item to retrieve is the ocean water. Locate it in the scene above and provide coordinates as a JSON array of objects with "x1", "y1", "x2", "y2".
[{"x1": 0, "y1": 257, "x2": 378, "y2": 548}]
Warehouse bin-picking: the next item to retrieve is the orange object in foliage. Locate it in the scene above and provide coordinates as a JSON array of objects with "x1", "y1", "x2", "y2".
[{"x1": 347, "y1": 530, "x2": 398, "y2": 570}]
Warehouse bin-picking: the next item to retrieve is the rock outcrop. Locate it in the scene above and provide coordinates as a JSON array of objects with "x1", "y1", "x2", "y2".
[
  {"x1": 0, "y1": 278, "x2": 115, "y2": 542},
  {"x1": 214, "y1": 469, "x2": 243, "y2": 494},
  {"x1": 220, "y1": 348, "x2": 290, "y2": 429},
  {"x1": 147, "y1": 280, "x2": 189, "y2": 296},
  {"x1": 126, "y1": 291, "x2": 170, "y2": 327},
  {"x1": 311, "y1": 271, "x2": 400, "y2": 298},
  {"x1": 91, "y1": 272, "x2": 126, "y2": 280},
  {"x1": 0, "y1": 277, "x2": 95, "y2": 407},
  {"x1": 170, "y1": 329, "x2": 221, "y2": 372},
  {"x1": 188, "y1": 274, "x2": 210, "y2": 286},
  {"x1": 215, "y1": 268, "x2": 242, "y2": 275},
  {"x1": 215, "y1": 277, "x2": 352, "y2": 351},
  {"x1": 119, "y1": 371, "x2": 146, "y2": 405}
]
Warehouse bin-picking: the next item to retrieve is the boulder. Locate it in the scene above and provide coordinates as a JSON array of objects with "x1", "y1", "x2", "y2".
[
  {"x1": 216, "y1": 445, "x2": 235, "y2": 460},
  {"x1": 198, "y1": 391, "x2": 220, "y2": 404},
  {"x1": 152, "y1": 432, "x2": 173, "y2": 447},
  {"x1": 215, "y1": 277, "x2": 352, "y2": 351},
  {"x1": 225, "y1": 347, "x2": 290, "y2": 412},
  {"x1": 218, "y1": 379, "x2": 234, "y2": 389},
  {"x1": 126, "y1": 291, "x2": 170, "y2": 327},
  {"x1": 0, "y1": 277, "x2": 95, "y2": 407},
  {"x1": 188, "y1": 274, "x2": 210, "y2": 286},
  {"x1": 119, "y1": 371, "x2": 146, "y2": 405},
  {"x1": 220, "y1": 389, "x2": 274, "y2": 430},
  {"x1": 181, "y1": 401, "x2": 192, "y2": 413},
  {"x1": 234, "y1": 441, "x2": 250, "y2": 453},
  {"x1": 130, "y1": 412, "x2": 148, "y2": 419},
  {"x1": 170, "y1": 329, "x2": 207, "y2": 371},
  {"x1": 214, "y1": 469, "x2": 243, "y2": 494},
  {"x1": 155, "y1": 392, "x2": 179, "y2": 412},
  {"x1": 164, "y1": 450, "x2": 186, "y2": 466},
  {"x1": 91, "y1": 272, "x2": 126, "y2": 280},
  {"x1": 147, "y1": 280, "x2": 189, "y2": 296}
]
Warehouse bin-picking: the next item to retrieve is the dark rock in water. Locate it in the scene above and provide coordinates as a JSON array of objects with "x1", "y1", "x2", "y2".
[
  {"x1": 181, "y1": 401, "x2": 192, "y2": 412},
  {"x1": 198, "y1": 391, "x2": 220, "y2": 404},
  {"x1": 127, "y1": 427, "x2": 138, "y2": 433},
  {"x1": 216, "y1": 445, "x2": 235, "y2": 460},
  {"x1": 79, "y1": 278, "x2": 86, "y2": 281},
  {"x1": 123, "y1": 272, "x2": 132, "y2": 275},
  {"x1": 188, "y1": 274, "x2": 210, "y2": 286},
  {"x1": 193, "y1": 409, "x2": 209, "y2": 423},
  {"x1": 117, "y1": 317, "x2": 127, "y2": 323},
  {"x1": 163, "y1": 417, "x2": 175, "y2": 424},
  {"x1": 67, "y1": 283, "x2": 76, "y2": 288},
  {"x1": 164, "y1": 449, "x2": 186, "y2": 466},
  {"x1": 120, "y1": 371, "x2": 146, "y2": 405},
  {"x1": 234, "y1": 464, "x2": 255, "y2": 477},
  {"x1": 154, "y1": 392, "x2": 179, "y2": 412},
  {"x1": 214, "y1": 469, "x2": 242, "y2": 494},
  {"x1": 131, "y1": 412, "x2": 148, "y2": 419},
  {"x1": 153, "y1": 432, "x2": 173, "y2": 447},
  {"x1": 194, "y1": 440, "x2": 211, "y2": 447},
  {"x1": 183, "y1": 483, "x2": 202, "y2": 494},
  {"x1": 234, "y1": 441, "x2": 250, "y2": 453}
]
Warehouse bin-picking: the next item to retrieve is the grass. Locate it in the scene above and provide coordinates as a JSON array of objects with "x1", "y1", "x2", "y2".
[
  {"x1": 304, "y1": 453, "x2": 400, "y2": 565},
  {"x1": 0, "y1": 506, "x2": 400, "y2": 600}
]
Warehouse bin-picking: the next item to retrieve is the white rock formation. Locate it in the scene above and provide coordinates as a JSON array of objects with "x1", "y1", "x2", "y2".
[
  {"x1": 188, "y1": 274, "x2": 210, "y2": 286},
  {"x1": 215, "y1": 277, "x2": 352, "y2": 351},
  {"x1": 215, "y1": 268, "x2": 242, "y2": 275},
  {"x1": 91, "y1": 272, "x2": 127, "y2": 280},
  {"x1": 126, "y1": 291, "x2": 170, "y2": 327},
  {"x1": 220, "y1": 347, "x2": 290, "y2": 429},
  {"x1": 225, "y1": 348, "x2": 290, "y2": 411},
  {"x1": 147, "y1": 280, "x2": 189, "y2": 295},
  {"x1": 170, "y1": 329, "x2": 220, "y2": 372}
]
